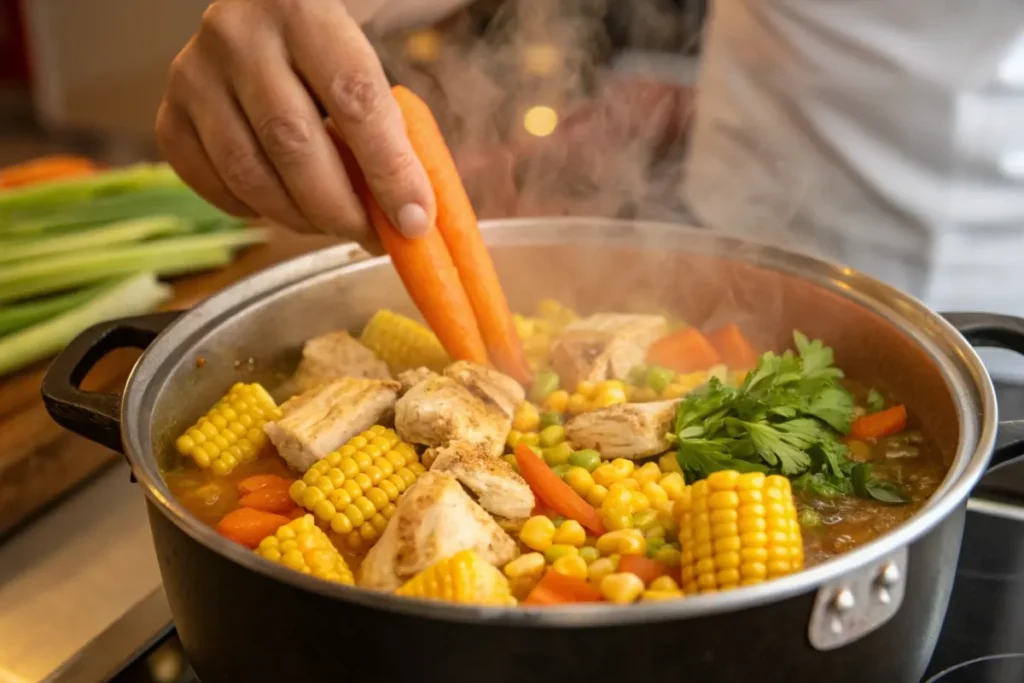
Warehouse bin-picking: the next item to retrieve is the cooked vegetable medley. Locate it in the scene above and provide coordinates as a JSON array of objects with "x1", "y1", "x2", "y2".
[{"x1": 165, "y1": 302, "x2": 947, "y2": 607}]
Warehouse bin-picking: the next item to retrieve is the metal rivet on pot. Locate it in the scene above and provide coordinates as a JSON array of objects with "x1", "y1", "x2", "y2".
[
  {"x1": 832, "y1": 587, "x2": 856, "y2": 614},
  {"x1": 877, "y1": 562, "x2": 901, "y2": 587}
]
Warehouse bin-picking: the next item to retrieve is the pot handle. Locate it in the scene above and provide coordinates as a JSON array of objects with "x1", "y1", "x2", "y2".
[
  {"x1": 41, "y1": 311, "x2": 183, "y2": 454},
  {"x1": 942, "y1": 312, "x2": 1024, "y2": 471}
]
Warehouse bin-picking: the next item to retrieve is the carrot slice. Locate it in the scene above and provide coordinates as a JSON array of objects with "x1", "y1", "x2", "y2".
[
  {"x1": 216, "y1": 508, "x2": 289, "y2": 549},
  {"x1": 706, "y1": 323, "x2": 758, "y2": 370},
  {"x1": 238, "y1": 487, "x2": 295, "y2": 515},
  {"x1": 523, "y1": 569, "x2": 604, "y2": 605},
  {"x1": 0, "y1": 155, "x2": 97, "y2": 188},
  {"x1": 515, "y1": 444, "x2": 605, "y2": 535},
  {"x1": 850, "y1": 405, "x2": 907, "y2": 441},
  {"x1": 391, "y1": 86, "x2": 532, "y2": 385},
  {"x1": 237, "y1": 474, "x2": 292, "y2": 496},
  {"x1": 617, "y1": 555, "x2": 667, "y2": 585},
  {"x1": 646, "y1": 327, "x2": 721, "y2": 374},
  {"x1": 355, "y1": 171, "x2": 490, "y2": 366}
]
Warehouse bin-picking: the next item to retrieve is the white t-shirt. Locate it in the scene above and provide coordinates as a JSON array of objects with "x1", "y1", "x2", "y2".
[{"x1": 684, "y1": 0, "x2": 1024, "y2": 380}]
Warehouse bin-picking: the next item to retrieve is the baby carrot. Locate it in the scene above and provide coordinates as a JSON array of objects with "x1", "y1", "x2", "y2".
[
  {"x1": 238, "y1": 487, "x2": 295, "y2": 515},
  {"x1": 216, "y1": 508, "x2": 289, "y2": 549},
  {"x1": 391, "y1": 86, "x2": 532, "y2": 385},
  {"x1": 237, "y1": 474, "x2": 292, "y2": 496},
  {"x1": 647, "y1": 327, "x2": 721, "y2": 374},
  {"x1": 850, "y1": 404, "x2": 907, "y2": 441},
  {"x1": 706, "y1": 323, "x2": 759, "y2": 370}
]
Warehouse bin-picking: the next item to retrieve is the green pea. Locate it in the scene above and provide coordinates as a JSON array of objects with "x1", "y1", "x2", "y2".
[
  {"x1": 539, "y1": 424, "x2": 565, "y2": 448},
  {"x1": 646, "y1": 365, "x2": 677, "y2": 394},
  {"x1": 544, "y1": 442, "x2": 574, "y2": 466},
  {"x1": 551, "y1": 516, "x2": 566, "y2": 527},
  {"x1": 539, "y1": 411, "x2": 564, "y2": 430},
  {"x1": 568, "y1": 448, "x2": 602, "y2": 471},
  {"x1": 550, "y1": 463, "x2": 571, "y2": 478},
  {"x1": 530, "y1": 370, "x2": 561, "y2": 404},
  {"x1": 799, "y1": 508, "x2": 823, "y2": 528},
  {"x1": 628, "y1": 364, "x2": 650, "y2": 384},
  {"x1": 579, "y1": 546, "x2": 601, "y2": 563},
  {"x1": 645, "y1": 537, "x2": 667, "y2": 557}
]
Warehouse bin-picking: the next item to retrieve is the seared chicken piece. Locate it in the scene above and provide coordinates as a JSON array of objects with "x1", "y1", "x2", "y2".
[
  {"x1": 359, "y1": 472, "x2": 519, "y2": 591},
  {"x1": 397, "y1": 366, "x2": 438, "y2": 393},
  {"x1": 430, "y1": 442, "x2": 535, "y2": 520},
  {"x1": 292, "y1": 330, "x2": 391, "y2": 392},
  {"x1": 565, "y1": 399, "x2": 681, "y2": 460},
  {"x1": 395, "y1": 374, "x2": 509, "y2": 459},
  {"x1": 443, "y1": 361, "x2": 525, "y2": 418},
  {"x1": 264, "y1": 377, "x2": 400, "y2": 472},
  {"x1": 550, "y1": 314, "x2": 668, "y2": 389}
]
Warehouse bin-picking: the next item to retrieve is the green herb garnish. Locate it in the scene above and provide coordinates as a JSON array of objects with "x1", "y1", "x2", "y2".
[
  {"x1": 866, "y1": 389, "x2": 885, "y2": 413},
  {"x1": 670, "y1": 330, "x2": 909, "y2": 504}
]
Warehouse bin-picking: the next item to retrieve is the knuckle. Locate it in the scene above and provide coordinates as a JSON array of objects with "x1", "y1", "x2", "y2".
[
  {"x1": 257, "y1": 114, "x2": 314, "y2": 163},
  {"x1": 219, "y1": 145, "x2": 272, "y2": 196},
  {"x1": 166, "y1": 51, "x2": 200, "y2": 96},
  {"x1": 330, "y1": 70, "x2": 389, "y2": 126},
  {"x1": 199, "y1": 1, "x2": 247, "y2": 50}
]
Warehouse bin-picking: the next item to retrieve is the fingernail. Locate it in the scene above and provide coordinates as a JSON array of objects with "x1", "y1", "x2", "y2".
[{"x1": 396, "y1": 203, "x2": 430, "y2": 237}]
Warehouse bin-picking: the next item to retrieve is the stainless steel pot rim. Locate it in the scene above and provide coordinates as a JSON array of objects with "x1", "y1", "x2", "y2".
[{"x1": 122, "y1": 217, "x2": 999, "y2": 627}]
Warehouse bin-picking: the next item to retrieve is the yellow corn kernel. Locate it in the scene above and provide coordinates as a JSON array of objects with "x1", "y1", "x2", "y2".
[
  {"x1": 618, "y1": 478, "x2": 641, "y2": 491},
  {"x1": 632, "y1": 462, "x2": 663, "y2": 487},
  {"x1": 585, "y1": 484, "x2": 609, "y2": 507},
  {"x1": 596, "y1": 529, "x2": 647, "y2": 556},
  {"x1": 601, "y1": 573, "x2": 645, "y2": 604},
  {"x1": 544, "y1": 544, "x2": 579, "y2": 564},
  {"x1": 632, "y1": 386, "x2": 659, "y2": 403},
  {"x1": 359, "y1": 309, "x2": 450, "y2": 374},
  {"x1": 587, "y1": 557, "x2": 619, "y2": 584},
  {"x1": 632, "y1": 509, "x2": 659, "y2": 533},
  {"x1": 503, "y1": 552, "x2": 546, "y2": 580},
  {"x1": 643, "y1": 482, "x2": 670, "y2": 509},
  {"x1": 543, "y1": 390, "x2": 570, "y2": 414},
  {"x1": 659, "y1": 472, "x2": 686, "y2": 500},
  {"x1": 592, "y1": 380, "x2": 628, "y2": 408},
  {"x1": 506, "y1": 430, "x2": 523, "y2": 449},
  {"x1": 642, "y1": 590, "x2": 685, "y2": 602},
  {"x1": 675, "y1": 370, "x2": 710, "y2": 392},
  {"x1": 650, "y1": 575, "x2": 680, "y2": 592},
  {"x1": 630, "y1": 491, "x2": 651, "y2": 514},
  {"x1": 601, "y1": 502, "x2": 634, "y2": 531},
  {"x1": 564, "y1": 467, "x2": 595, "y2": 497},
  {"x1": 552, "y1": 519, "x2": 586, "y2": 547},
  {"x1": 552, "y1": 554, "x2": 589, "y2": 581},
  {"x1": 677, "y1": 471, "x2": 802, "y2": 594},
  {"x1": 592, "y1": 464, "x2": 625, "y2": 488},
  {"x1": 604, "y1": 483, "x2": 634, "y2": 510},
  {"x1": 575, "y1": 381, "x2": 598, "y2": 399},
  {"x1": 658, "y1": 453, "x2": 683, "y2": 476},
  {"x1": 512, "y1": 402, "x2": 541, "y2": 432},
  {"x1": 396, "y1": 550, "x2": 515, "y2": 606},
  {"x1": 520, "y1": 515, "x2": 557, "y2": 552},
  {"x1": 255, "y1": 515, "x2": 354, "y2": 585},
  {"x1": 520, "y1": 432, "x2": 541, "y2": 448},
  {"x1": 660, "y1": 383, "x2": 689, "y2": 400},
  {"x1": 610, "y1": 458, "x2": 635, "y2": 478},
  {"x1": 175, "y1": 383, "x2": 281, "y2": 474},
  {"x1": 566, "y1": 393, "x2": 590, "y2": 415},
  {"x1": 289, "y1": 427, "x2": 422, "y2": 551}
]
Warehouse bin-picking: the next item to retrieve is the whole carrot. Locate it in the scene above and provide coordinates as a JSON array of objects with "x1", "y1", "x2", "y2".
[
  {"x1": 216, "y1": 507, "x2": 289, "y2": 549},
  {"x1": 390, "y1": 86, "x2": 532, "y2": 385}
]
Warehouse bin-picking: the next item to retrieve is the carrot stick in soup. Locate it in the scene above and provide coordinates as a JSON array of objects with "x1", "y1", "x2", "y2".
[
  {"x1": 707, "y1": 323, "x2": 758, "y2": 370},
  {"x1": 390, "y1": 86, "x2": 532, "y2": 385},
  {"x1": 238, "y1": 487, "x2": 295, "y2": 515},
  {"x1": 850, "y1": 404, "x2": 907, "y2": 441},
  {"x1": 238, "y1": 474, "x2": 292, "y2": 496},
  {"x1": 216, "y1": 508, "x2": 289, "y2": 549},
  {"x1": 523, "y1": 568, "x2": 604, "y2": 605},
  {"x1": 515, "y1": 443, "x2": 605, "y2": 535},
  {"x1": 646, "y1": 327, "x2": 720, "y2": 373}
]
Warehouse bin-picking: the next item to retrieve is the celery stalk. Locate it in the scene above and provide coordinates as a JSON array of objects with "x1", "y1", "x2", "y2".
[
  {"x1": 0, "y1": 216, "x2": 191, "y2": 264},
  {"x1": 0, "y1": 229, "x2": 269, "y2": 304},
  {"x1": 0, "y1": 284, "x2": 111, "y2": 336},
  {"x1": 0, "y1": 272, "x2": 173, "y2": 377}
]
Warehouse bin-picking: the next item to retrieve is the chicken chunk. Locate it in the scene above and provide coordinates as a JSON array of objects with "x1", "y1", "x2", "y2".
[
  {"x1": 430, "y1": 442, "x2": 535, "y2": 520},
  {"x1": 359, "y1": 472, "x2": 519, "y2": 591},
  {"x1": 395, "y1": 374, "x2": 509, "y2": 459},
  {"x1": 264, "y1": 377, "x2": 401, "y2": 472},
  {"x1": 550, "y1": 313, "x2": 667, "y2": 389},
  {"x1": 397, "y1": 366, "x2": 438, "y2": 394},
  {"x1": 443, "y1": 361, "x2": 525, "y2": 419},
  {"x1": 564, "y1": 399, "x2": 681, "y2": 460},
  {"x1": 292, "y1": 330, "x2": 391, "y2": 392}
]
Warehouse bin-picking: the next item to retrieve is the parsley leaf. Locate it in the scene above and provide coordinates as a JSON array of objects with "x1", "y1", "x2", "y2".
[{"x1": 866, "y1": 389, "x2": 885, "y2": 413}]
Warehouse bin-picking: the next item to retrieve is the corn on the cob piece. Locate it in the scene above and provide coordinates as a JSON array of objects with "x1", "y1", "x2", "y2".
[
  {"x1": 359, "y1": 309, "x2": 449, "y2": 374},
  {"x1": 396, "y1": 549, "x2": 515, "y2": 606},
  {"x1": 677, "y1": 471, "x2": 803, "y2": 594},
  {"x1": 175, "y1": 382, "x2": 281, "y2": 475},
  {"x1": 255, "y1": 514, "x2": 355, "y2": 585},
  {"x1": 289, "y1": 425, "x2": 425, "y2": 553}
]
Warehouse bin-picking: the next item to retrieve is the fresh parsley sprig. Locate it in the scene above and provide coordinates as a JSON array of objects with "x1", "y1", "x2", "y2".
[{"x1": 670, "y1": 330, "x2": 909, "y2": 504}]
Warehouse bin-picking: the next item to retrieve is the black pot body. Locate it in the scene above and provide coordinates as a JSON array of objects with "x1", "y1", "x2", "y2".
[{"x1": 149, "y1": 499, "x2": 965, "y2": 683}]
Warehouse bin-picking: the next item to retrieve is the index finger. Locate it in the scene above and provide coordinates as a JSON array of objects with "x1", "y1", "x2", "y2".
[{"x1": 280, "y1": 3, "x2": 435, "y2": 238}]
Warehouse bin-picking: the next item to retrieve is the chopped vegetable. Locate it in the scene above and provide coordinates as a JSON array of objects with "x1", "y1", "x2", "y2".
[
  {"x1": 647, "y1": 327, "x2": 720, "y2": 374},
  {"x1": 850, "y1": 405, "x2": 908, "y2": 441},
  {"x1": 530, "y1": 370, "x2": 561, "y2": 403},
  {"x1": 359, "y1": 309, "x2": 450, "y2": 374},
  {"x1": 519, "y1": 515, "x2": 557, "y2": 552},
  {"x1": 851, "y1": 463, "x2": 912, "y2": 504},
  {"x1": 706, "y1": 323, "x2": 759, "y2": 369},
  {"x1": 866, "y1": 389, "x2": 885, "y2": 413},
  {"x1": 523, "y1": 568, "x2": 604, "y2": 605},
  {"x1": 238, "y1": 474, "x2": 293, "y2": 496},
  {"x1": 677, "y1": 471, "x2": 803, "y2": 594},
  {"x1": 798, "y1": 507, "x2": 823, "y2": 527},
  {"x1": 217, "y1": 507, "x2": 290, "y2": 549},
  {"x1": 538, "y1": 411, "x2": 563, "y2": 430},
  {"x1": 600, "y1": 572, "x2": 646, "y2": 604},
  {"x1": 174, "y1": 382, "x2": 281, "y2": 475},
  {"x1": 0, "y1": 272, "x2": 172, "y2": 377},
  {"x1": 239, "y1": 487, "x2": 295, "y2": 514},
  {"x1": 568, "y1": 449, "x2": 602, "y2": 472},
  {"x1": 515, "y1": 443, "x2": 606, "y2": 535},
  {"x1": 645, "y1": 365, "x2": 677, "y2": 394},
  {"x1": 254, "y1": 514, "x2": 354, "y2": 584},
  {"x1": 396, "y1": 549, "x2": 515, "y2": 605},
  {"x1": 288, "y1": 426, "x2": 425, "y2": 553},
  {"x1": 617, "y1": 555, "x2": 667, "y2": 585},
  {"x1": 0, "y1": 155, "x2": 97, "y2": 189},
  {"x1": 391, "y1": 86, "x2": 532, "y2": 385}
]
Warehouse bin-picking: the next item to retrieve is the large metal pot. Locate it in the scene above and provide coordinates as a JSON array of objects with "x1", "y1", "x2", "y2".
[{"x1": 42, "y1": 218, "x2": 1024, "y2": 683}]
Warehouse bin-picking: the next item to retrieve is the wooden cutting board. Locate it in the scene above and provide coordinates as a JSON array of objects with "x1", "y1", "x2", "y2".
[{"x1": 0, "y1": 226, "x2": 345, "y2": 538}]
